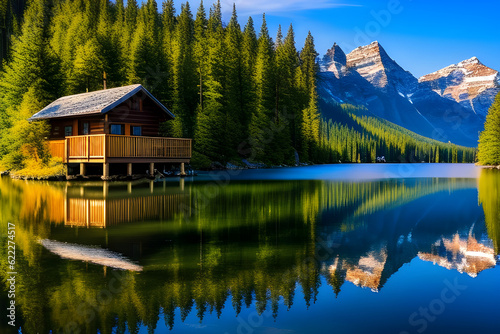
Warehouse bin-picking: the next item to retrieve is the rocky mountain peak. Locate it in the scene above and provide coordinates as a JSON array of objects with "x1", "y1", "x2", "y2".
[
  {"x1": 321, "y1": 43, "x2": 347, "y2": 78},
  {"x1": 347, "y1": 41, "x2": 387, "y2": 66},
  {"x1": 317, "y1": 40, "x2": 492, "y2": 147},
  {"x1": 324, "y1": 43, "x2": 347, "y2": 66},
  {"x1": 419, "y1": 57, "x2": 499, "y2": 117},
  {"x1": 457, "y1": 56, "x2": 481, "y2": 67},
  {"x1": 345, "y1": 41, "x2": 389, "y2": 89},
  {"x1": 345, "y1": 41, "x2": 417, "y2": 93},
  {"x1": 317, "y1": 40, "x2": 489, "y2": 147}
]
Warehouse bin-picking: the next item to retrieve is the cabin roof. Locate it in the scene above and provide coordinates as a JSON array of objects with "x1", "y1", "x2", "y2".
[{"x1": 29, "y1": 84, "x2": 175, "y2": 121}]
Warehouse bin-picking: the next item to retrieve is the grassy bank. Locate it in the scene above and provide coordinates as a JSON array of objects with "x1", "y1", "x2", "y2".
[{"x1": 2, "y1": 157, "x2": 66, "y2": 180}]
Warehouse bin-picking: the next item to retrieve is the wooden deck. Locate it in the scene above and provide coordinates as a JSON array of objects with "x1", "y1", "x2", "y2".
[{"x1": 49, "y1": 134, "x2": 192, "y2": 164}]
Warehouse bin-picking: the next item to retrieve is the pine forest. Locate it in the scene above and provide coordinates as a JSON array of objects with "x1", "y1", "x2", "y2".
[{"x1": 0, "y1": 0, "x2": 477, "y2": 173}]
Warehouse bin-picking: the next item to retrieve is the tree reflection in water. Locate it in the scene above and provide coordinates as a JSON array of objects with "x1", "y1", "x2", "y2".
[{"x1": 0, "y1": 170, "x2": 498, "y2": 333}]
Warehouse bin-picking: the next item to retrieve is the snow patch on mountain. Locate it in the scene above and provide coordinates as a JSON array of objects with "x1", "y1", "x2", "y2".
[
  {"x1": 318, "y1": 41, "x2": 489, "y2": 147},
  {"x1": 419, "y1": 57, "x2": 499, "y2": 118}
]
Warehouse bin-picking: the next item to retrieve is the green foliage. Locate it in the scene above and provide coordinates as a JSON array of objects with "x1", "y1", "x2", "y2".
[
  {"x1": 0, "y1": 87, "x2": 62, "y2": 175},
  {"x1": 478, "y1": 92, "x2": 500, "y2": 165},
  {"x1": 70, "y1": 37, "x2": 103, "y2": 93},
  {"x1": 317, "y1": 104, "x2": 476, "y2": 163},
  {"x1": 478, "y1": 168, "x2": 500, "y2": 253},
  {"x1": 0, "y1": 175, "x2": 489, "y2": 331},
  {"x1": 171, "y1": 2, "x2": 197, "y2": 138},
  {"x1": 190, "y1": 150, "x2": 212, "y2": 169},
  {"x1": 0, "y1": 0, "x2": 475, "y2": 170},
  {"x1": 0, "y1": 0, "x2": 59, "y2": 110},
  {"x1": 298, "y1": 32, "x2": 320, "y2": 161}
]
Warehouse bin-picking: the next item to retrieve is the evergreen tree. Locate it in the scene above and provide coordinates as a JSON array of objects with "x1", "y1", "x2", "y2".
[
  {"x1": 249, "y1": 14, "x2": 274, "y2": 162},
  {"x1": 299, "y1": 32, "x2": 320, "y2": 161},
  {"x1": 160, "y1": 0, "x2": 176, "y2": 107},
  {"x1": 194, "y1": 0, "x2": 228, "y2": 161},
  {"x1": 242, "y1": 16, "x2": 257, "y2": 72},
  {"x1": 478, "y1": 92, "x2": 500, "y2": 165},
  {"x1": 125, "y1": 0, "x2": 138, "y2": 31},
  {"x1": 161, "y1": 0, "x2": 176, "y2": 41},
  {"x1": 301, "y1": 87, "x2": 320, "y2": 160},
  {"x1": 0, "y1": 0, "x2": 59, "y2": 117},
  {"x1": 111, "y1": 0, "x2": 127, "y2": 85},
  {"x1": 274, "y1": 24, "x2": 298, "y2": 162},
  {"x1": 0, "y1": 0, "x2": 473, "y2": 169},
  {"x1": 0, "y1": 0, "x2": 19, "y2": 68},
  {"x1": 123, "y1": 0, "x2": 138, "y2": 63},
  {"x1": 85, "y1": 0, "x2": 100, "y2": 30},
  {"x1": 275, "y1": 24, "x2": 283, "y2": 49},
  {"x1": 70, "y1": 37, "x2": 103, "y2": 93},
  {"x1": 171, "y1": 2, "x2": 197, "y2": 138},
  {"x1": 224, "y1": 4, "x2": 244, "y2": 152},
  {"x1": 49, "y1": 0, "x2": 87, "y2": 94},
  {"x1": 193, "y1": 0, "x2": 207, "y2": 111},
  {"x1": 239, "y1": 16, "x2": 258, "y2": 150},
  {"x1": 97, "y1": 0, "x2": 123, "y2": 88}
]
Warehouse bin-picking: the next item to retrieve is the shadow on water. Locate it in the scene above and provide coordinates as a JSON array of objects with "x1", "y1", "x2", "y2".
[{"x1": 0, "y1": 165, "x2": 499, "y2": 333}]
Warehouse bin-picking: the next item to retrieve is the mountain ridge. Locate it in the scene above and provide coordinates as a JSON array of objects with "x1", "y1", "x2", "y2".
[
  {"x1": 318, "y1": 41, "x2": 493, "y2": 147},
  {"x1": 419, "y1": 56, "x2": 500, "y2": 118}
]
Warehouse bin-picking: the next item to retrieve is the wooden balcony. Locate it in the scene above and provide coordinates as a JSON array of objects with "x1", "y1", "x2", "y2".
[{"x1": 49, "y1": 134, "x2": 192, "y2": 164}]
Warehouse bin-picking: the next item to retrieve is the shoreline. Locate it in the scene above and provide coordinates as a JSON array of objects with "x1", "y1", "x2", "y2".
[{"x1": 2, "y1": 162, "x2": 498, "y2": 182}]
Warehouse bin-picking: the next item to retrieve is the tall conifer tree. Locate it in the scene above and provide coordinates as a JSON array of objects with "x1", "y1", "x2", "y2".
[
  {"x1": 0, "y1": 0, "x2": 59, "y2": 113},
  {"x1": 171, "y1": 2, "x2": 197, "y2": 138},
  {"x1": 478, "y1": 93, "x2": 500, "y2": 165},
  {"x1": 249, "y1": 14, "x2": 275, "y2": 161}
]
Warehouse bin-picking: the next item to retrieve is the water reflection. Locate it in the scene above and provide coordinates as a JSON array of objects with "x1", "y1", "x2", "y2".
[
  {"x1": 418, "y1": 234, "x2": 496, "y2": 277},
  {"x1": 0, "y1": 168, "x2": 499, "y2": 334},
  {"x1": 479, "y1": 168, "x2": 500, "y2": 253}
]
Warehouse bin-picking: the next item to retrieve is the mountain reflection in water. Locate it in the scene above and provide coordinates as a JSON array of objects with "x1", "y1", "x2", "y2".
[{"x1": 0, "y1": 165, "x2": 499, "y2": 334}]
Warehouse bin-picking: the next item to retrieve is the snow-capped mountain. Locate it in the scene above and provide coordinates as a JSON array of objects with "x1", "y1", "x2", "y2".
[
  {"x1": 419, "y1": 57, "x2": 500, "y2": 118},
  {"x1": 318, "y1": 41, "x2": 490, "y2": 147}
]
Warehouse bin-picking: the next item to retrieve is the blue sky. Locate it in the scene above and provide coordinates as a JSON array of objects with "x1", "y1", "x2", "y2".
[{"x1": 181, "y1": 0, "x2": 500, "y2": 77}]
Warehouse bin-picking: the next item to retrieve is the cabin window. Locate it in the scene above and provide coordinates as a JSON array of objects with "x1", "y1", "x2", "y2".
[
  {"x1": 82, "y1": 122, "x2": 89, "y2": 135},
  {"x1": 132, "y1": 126, "x2": 142, "y2": 136},
  {"x1": 64, "y1": 126, "x2": 73, "y2": 136},
  {"x1": 110, "y1": 124, "x2": 124, "y2": 135}
]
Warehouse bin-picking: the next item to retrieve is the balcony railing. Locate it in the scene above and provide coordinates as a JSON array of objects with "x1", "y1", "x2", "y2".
[{"x1": 48, "y1": 134, "x2": 192, "y2": 163}]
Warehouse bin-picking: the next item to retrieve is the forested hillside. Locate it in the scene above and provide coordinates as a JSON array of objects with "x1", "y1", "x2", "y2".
[
  {"x1": 318, "y1": 103, "x2": 476, "y2": 163},
  {"x1": 0, "y1": 0, "x2": 476, "y2": 174}
]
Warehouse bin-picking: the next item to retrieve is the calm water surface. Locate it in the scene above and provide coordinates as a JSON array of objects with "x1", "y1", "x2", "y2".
[{"x1": 1, "y1": 164, "x2": 499, "y2": 334}]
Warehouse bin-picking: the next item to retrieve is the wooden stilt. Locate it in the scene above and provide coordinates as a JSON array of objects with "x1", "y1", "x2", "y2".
[
  {"x1": 80, "y1": 163, "x2": 86, "y2": 176},
  {"x1": 149, "y1": 162, "x2": 154, "y2": 176},
  {"x1": 180, "y1": 162, "x2": 186, "y2": 176},
  {"x1": 102, "y1": 163, "x2": 110, "y2": 180}
]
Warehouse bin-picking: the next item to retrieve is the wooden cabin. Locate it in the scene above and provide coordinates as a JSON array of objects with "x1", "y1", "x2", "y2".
[{"x1": 29, "y1": 84, "x2": 191, "y2": 179}]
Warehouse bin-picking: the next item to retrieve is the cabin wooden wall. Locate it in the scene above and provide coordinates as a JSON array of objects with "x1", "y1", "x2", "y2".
[
  {"x1": 49, "y1": 117, "x2": 105, "y2": 139},
  {"x1": 107, "y1": 94, "x2": 169, "y2": 136}
]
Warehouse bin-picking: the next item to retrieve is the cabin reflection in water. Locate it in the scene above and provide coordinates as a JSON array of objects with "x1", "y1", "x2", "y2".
[
  {"x1": 61, "y1": 180, "x2": 190, "y2": 228},
  {"x1": 2, "y1": 172, "x2": 500, "y2": 333}
]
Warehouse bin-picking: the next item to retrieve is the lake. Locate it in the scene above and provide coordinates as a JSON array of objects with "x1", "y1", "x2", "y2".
[{"x1": 1, "y1": 164, "x2": 499, "y2": 334}]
